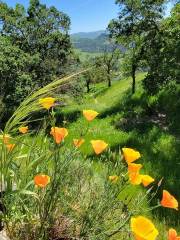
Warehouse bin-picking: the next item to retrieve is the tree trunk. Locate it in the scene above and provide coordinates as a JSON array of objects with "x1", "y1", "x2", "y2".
[
  {"x1": 132, "y1": 64, "x2": 136, "y2": 94},
  {"x1": 108, "y1": 75, "x2": 111, "y2": 87},
  {"x1": 86, "y1": 81, "x2": 90, "y2": 93}
]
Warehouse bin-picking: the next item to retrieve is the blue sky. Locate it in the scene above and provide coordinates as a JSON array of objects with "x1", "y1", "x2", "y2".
[
  {"x1": 3, "y1": 0, "x2": 174, "y2": 33},
  {"x1": 4, "y1": 0, "x2": 119, "y2": 33}
]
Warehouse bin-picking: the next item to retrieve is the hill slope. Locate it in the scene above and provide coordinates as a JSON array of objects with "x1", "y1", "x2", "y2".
[
  {"x1": 58, "y1": 73, "x2": 180, "y2": 234},
  {"x1": 60, "y1": 73, "x2": 145, "y2": 152}
]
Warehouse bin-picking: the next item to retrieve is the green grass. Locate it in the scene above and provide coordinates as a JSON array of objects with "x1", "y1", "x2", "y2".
[
  {"x1": 3, "y1": 71, "x2": 179, "y2": 239},
  {"x1": 74, "y1": 49, "x2": 103, "y2": 62},
  {"x1": 57, "y1": 73, "x2": 146, "y2": 156},
  {"x1": 56, "y1": 72, "x2": 180, "y2": 237},
  {"x1": 61, "y1": 72, "x2": 145, "y2": 116}
]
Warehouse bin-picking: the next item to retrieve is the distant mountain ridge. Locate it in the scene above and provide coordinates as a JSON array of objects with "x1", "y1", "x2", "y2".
[
  {"x1": 71, "y1": 30, "x2": 106, "y2": 40},
  {"x1": 71, "y1": 30, "x2": 125, "y2": 53},
  {"x1": 71, "y1": 30, "x2": 114, "y2": 53}
]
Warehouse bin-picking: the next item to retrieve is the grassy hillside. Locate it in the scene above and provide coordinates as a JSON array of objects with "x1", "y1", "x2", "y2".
[
  {"x1": 1, "y1": 72, "x2": 179, "y2": 239},
  {"x1": 56, "y1": 72, "x2": 180, "y2": 236},
  {"x1": 74, "y1": 49, "x2": 103, "y2": 62}
]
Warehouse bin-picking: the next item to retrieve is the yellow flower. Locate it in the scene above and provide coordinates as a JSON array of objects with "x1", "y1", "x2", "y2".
[
  {"x1": 19, "y1": 126, "x2": 28, "y2": 134},
  {"x1": 131, "y1": 216, "x2": 159, "y2": 240},
  {"x1": 91, "y1": 140, "x2": 108, "y2": 155},
  {"x1": 83, "y1": 110, "x2": 99, "y2": 121},
  {"x1": 128, "y1": 163, "x2": 142, "y2": 185},
  {"x1": 141, "y1": 175, "x2": 155, "y2": 187},
  {"x1": 50, "y1": 127, "x2": 68, "y2": 144},
  {"x1": 109, "y1": 175, "x2": 119, "y2": 183},
  {"x1": 73, "y1": 138, "x2": 85, "y2": 148},
  {"x1": 39, "y1": 97, "x2": 55, "y2": 109},
  {"x1": 122, "y1": 147, "x2": 141, "y2": 164}
]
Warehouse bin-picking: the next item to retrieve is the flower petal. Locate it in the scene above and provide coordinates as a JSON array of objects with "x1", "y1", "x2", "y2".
[
  {"x1": 168, "y1": 228, "x2": 177, "y2": 240},
  {"x1": 83, "y1": 110, "x2": 99, "y2": 121},
  {"x1": 161, "y1": 190, "x2": 178, "y2": 210},
  {"x1": 39, "y1": 97, "x2": 55, "y2": 109},
  {"x1": 141, "y1": 175, "x2": 155, "y2": 187},
  {"x1": 122, "y1": 147, "x2": 141, "y2": 164},
  {"x1": 34, "y1": 174, "x2": 50, "y2": 188},
  {"x1": 50, "y1": 127, "x2": 68, "y2": 144},
  {"x1": 73, "y1": 139, "x2": 85, "y2": 148},
  {"x1": 91, "y1": 140, "x2": 108, "y2": 155},
  {"x1": 19, "y1": 126, "x2": 28, "y2": 134},
  {"x1": 128, "y1": 163, "x2": 142, "y2": 185},
  {"x1": 131, "y1": 216, "x2": 159, "y2": 240}
]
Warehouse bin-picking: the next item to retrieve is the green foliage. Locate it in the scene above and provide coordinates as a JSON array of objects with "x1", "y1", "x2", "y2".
[
  {"x1": 80, "y1": 48, "x2": 121, "y2": 93},
  {"x1": 155, "y1": 82, "x2": 180, "y2": 134},
  {"x1": 0, "y1": 0, "x2": 74, "y2": 122},
  {"x1": 0, "y1": 36, "x2": 37, "y2": 120},
  {"x1": 108, "y1": 0, "x2": 179, "y2": 94},
  {"x1": 143, "y1": 3, "x2": 180, "y2": 93},
  {"x1": 94, "y1": 48, "x2": 121, "y2": 87}
]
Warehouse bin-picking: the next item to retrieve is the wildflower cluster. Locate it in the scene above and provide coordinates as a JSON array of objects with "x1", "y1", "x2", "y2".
[
  {"x1": 122, "y1": 147, "x2": 179, "y2": 240},
  {"x1": 38, "y1": 97, "x2": 180, "y2": 240},
  {"x1": 0, "y1": 95, "x2": 179, "y2": 240}
]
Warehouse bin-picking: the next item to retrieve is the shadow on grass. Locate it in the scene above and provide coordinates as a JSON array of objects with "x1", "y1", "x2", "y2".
[
  {"x1": 110, "y1": 88, "x2": 180, "y2": 226},
  {"x1": 99, "y1": 89, "x2": 148, "y2": 119},
  {"x1": 124, "y1": 127, "x2": 180, "y2": 226},
  {"x1": 55, "y1": 109, "x2": 81, "y2": 124}
]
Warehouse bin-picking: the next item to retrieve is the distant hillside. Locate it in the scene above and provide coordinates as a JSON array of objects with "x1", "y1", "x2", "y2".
[
  {"x1": 71, "y1": 30, "x2": 106, "y2": 40},
  {"x1": 71, "y1": 30, "x2": 125, "y2": 53}
]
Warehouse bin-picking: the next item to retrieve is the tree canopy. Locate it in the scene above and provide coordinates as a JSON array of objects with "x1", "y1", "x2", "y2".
[
  {"x1": 108, "y1": 0, "x2": 179, "y2": 94},
  {"x1": 0, "y1": 0, "x2": 73, "y2": 120}
]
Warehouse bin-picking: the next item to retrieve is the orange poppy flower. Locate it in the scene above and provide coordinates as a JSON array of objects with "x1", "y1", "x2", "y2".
[
  {"x1": 50, "y1": 127, "x2": 68, "y2": 144},
  {"x1": 128, "y1": 163, "x2": 142, "y2": 185},
  {"x1": 6, "y1": 144, "x2": 15, "y2": 151},
  {"x1": 34, "y1": 174, "x2": 50, "y2": 188},
  {"x1": 109, "y1": 175, "x2": 119, "y2": 183},
  {"x1": 122, "y1": 147, "x2": 141, "y2": 164},
  {"x1": 131, "y1": 216, "x2": 159, "y2": 240},
  {"x1": 91, "y1": 140, "x2": 108, "y2": 155},
  {"x1": 168, "y1": 228, "x2": 180, "y2": 240},
  {"x1": 39, "y1": 97, "x2": 55, "y2": 110},
  {"x1": 141, "y1": 175, "x2": 155, "y2": 187},
  {"x1": 73, "y1": 138, "x2": 85, "y2": 148},
  {"x1": 83, "y1": 110, "x2": 99, "y2": 121},
  {"x1": 161, "y1": 190, "x2": 178, "y2": 210},
  {"x1": 19, "y1": 126, "x2": 28, "y2": 134}
]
